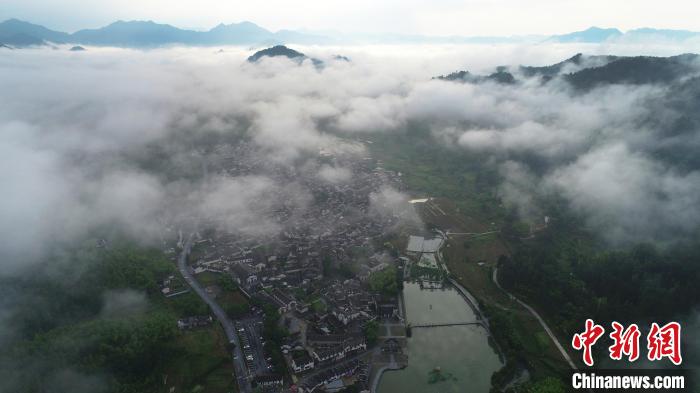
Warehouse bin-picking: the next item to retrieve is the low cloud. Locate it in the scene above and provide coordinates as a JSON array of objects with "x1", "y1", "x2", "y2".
[
  {"x1": 1, "y1": 43, "x2": 699, "y2": 277},
  {"x1": 3, "y1": 41, "x2": 700, "y2": 393},
  {"x1": 369, "y1": 186, "x2": 421, "y2": 227},
  {"x1": 426, "y1": 78, "x2": 700, "y2": 245},
  {"x1": 44, "y1": 369, "x2": 108, "y2": 393},
  {"x1": 317, "y1": 164, "x2": 352, "y2": 184},
  {"x1": 546, "y1": 144, "x2": 700, "y2": 244},
  {"x1": 100, "y1": 289, "x2": 148, "y2": 319}
]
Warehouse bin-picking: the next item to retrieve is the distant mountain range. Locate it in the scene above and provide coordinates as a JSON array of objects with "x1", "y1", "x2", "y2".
[
  {"x1": 0, "y1": 18, "x2": 332, "y2": 48},
  {"x1": 2, "y1": 18, "x2": 700, "y2": 48},
  {"x1": 547, "y1": 26, "x2": 700, "y2": 43},
  {"x1": 547, "y1": 27, "x2": 623, "y2": 43}
]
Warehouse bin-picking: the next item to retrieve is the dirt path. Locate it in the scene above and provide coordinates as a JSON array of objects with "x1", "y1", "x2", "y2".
[{"x1": 492, "y1": 268, "x2": 578, "y2": 371}]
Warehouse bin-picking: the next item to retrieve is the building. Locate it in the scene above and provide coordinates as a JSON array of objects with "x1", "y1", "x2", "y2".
[
  {"x1": 230, "y1": 262, "x2": 258, "y2": 287},
  {"x1": 291, "y1": 350, "x2": 315, "y2": 373},
  {"x1": 312, "y1": 346, "x2": 346, "y2": 363},
  {"x1": 406, "y1": 235, "x2": 443, "y2": 254},
  {"x1": 269, "y1": 288, "x2": 298, "y2": 314},
  {"x1": 253, "y1": 374, "x2": 284, "y2": 389},
  {"x1": 308, "y1": 334, "x2": 367, "y2": 365},
  {"x1": 177, "y1": 315, "x2": 213, "y2": 330},
  {"x1": 343, "y1": 336, "x2": 367, "y2": 354}
]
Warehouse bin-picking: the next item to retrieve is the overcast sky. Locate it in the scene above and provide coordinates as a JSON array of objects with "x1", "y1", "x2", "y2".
[{"x1": 2, "y1": 0, "x2": 699, "y2": 35}]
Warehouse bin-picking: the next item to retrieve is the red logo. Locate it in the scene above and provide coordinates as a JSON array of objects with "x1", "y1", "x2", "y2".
[
  {"x1": 571, "y1": 320, "x2": 682, "y2": 366},
  {"x1": 609, "y1": 322, "x2": 640, "y2": 362},
  {"x1": 572, "y1": 319, "x2": 606, "y2": 366},
  {"x1": 647, "y1": 322, "x2": 682, "y2": 365}
]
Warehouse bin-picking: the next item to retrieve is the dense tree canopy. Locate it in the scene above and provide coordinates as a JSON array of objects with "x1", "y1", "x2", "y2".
[
  {"x1": 0, "y1": 240, "x2": 206, "y2": 393},
  {"x1": 369, "y1": 266, "x2": 399, "y2": 295},
  {"x1": 499, "y1": 221, "x2": 700, "y2": 336}
]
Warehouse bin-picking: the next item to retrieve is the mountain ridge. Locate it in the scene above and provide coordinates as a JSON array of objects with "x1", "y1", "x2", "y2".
[
  {"x1": 0, "y1": 18, "x2": 332, "y2": 47},
  {"x1": 2, "y1": 18, "x2": 700, "y2": 47},
  {"x1": 547, "y1": 26, "x2": 623, "y2": 43},
  {"x1": 435, "y1": 53, "x2": 700, "y2": 90}
]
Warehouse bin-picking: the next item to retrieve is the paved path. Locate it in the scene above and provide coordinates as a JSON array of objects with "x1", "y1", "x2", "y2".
[
  {"x1": 369, "y1": 353, "x2": 399, "y2": 393},
  {"x1": 411, "y1": 321, "x2": 483, "y2": 328},
  {"x1": 178, "y1": 235, "x2": 253, "y2": 393},
  {"x1": 492, "y1": 267, "x2": 578, "y2": 370},
  {"x1": 445, "y1": 230, "x2": 501, "y2": 237}
]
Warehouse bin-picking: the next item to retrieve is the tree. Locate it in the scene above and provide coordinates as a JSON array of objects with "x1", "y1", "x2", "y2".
[
  {"x1": 527, "y1": 377, "x2": 566, "y2": 393},
  {"x1": 219, "y1": 274, "x2": 239, "y2": 291},
  {"x1": 226, "y1": 303, "x2": 250, "y2": 318},
  {"x1": 259, "y1": 302, "x2": 289, "y2": 377},
  {"x1": 369, "y1": 266, "x2": 399, "y2": 295},
  {"x1": 169, "y1": 292, "x2": 209, "y2": 316},
  {"x1": 363, "y1": 320, "x2": 380, "y2": 346}
]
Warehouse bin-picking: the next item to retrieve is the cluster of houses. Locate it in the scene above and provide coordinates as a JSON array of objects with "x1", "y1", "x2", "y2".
[
  {"x1": 184, "y1": 244, "x2": 400, "y2": 391},
  {"x1": 307, "y1": 334, "x2": 368, "y2": 364},
  {"x1": 270, "y1": 276, "x2": 395, "y2": 392},
  {"x1": 177, "y1": 315, "x2": 213, "y2": 330},
  {"x1": 161, "y1": 142, "x2": 412, "y2": 392},
  {"x1": 276, "y1": 279, "x2": 376, "y2": 372},
  {"x1": 299, "y1": 359, "x2": 368, "y2": 393},
  {"x1": 253, "y1": 374, "x2": 284, "y2": 390}
]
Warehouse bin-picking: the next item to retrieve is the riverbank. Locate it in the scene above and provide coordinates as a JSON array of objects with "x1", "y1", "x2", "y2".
[
  {"x1": 400, "y1": 197, "x2": 572, "y2": 389},
  {"x1": 439, "y1": 224, "x2": 573, "y2": 387},
  {"x1": 367, "y1": 133, "x2": 574, "y2": 389},
  {"x1": 369, "y1": 353, "x2": 406, "y2": 393},
  {"x1": 376, "y1": 282, "x2": 501, "y2": 393}
]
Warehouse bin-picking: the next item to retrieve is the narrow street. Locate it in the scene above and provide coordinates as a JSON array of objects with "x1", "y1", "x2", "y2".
[{"x1": 177, "y1": 235, "x2": 253, "y2": 393}]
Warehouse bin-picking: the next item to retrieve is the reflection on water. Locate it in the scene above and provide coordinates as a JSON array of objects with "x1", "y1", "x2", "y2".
[
  {"x1": 378, "y1": 283, "x2": 502, "y2": 393},
  {"x1": 403, "y1": 281, "x2": 477, "y2": 325}
]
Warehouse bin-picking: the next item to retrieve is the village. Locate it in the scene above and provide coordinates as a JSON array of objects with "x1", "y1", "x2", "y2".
[{"x1": 156, "y1": 141, "x2": 444, "y2": 392}]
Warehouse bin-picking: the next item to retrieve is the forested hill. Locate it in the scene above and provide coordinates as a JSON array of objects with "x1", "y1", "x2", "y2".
[
  {"x1": 565, "y1": 54, "x2": 699, "y2": 89},
  {"x1": 247, "y1": 45, "x2": 326, "y2": 68},
  {"x1": 497, "y1": 213, "x2": 700, "y2": 371},
  {"x1": 436, "y1": 53, "x2": 700, "y2": 89},
  {"x1": 499, "y1": 224, "x2": 700, "y2": 332},
  {"x1": 0, "y1": 240, "x2": 223, "y2": 393},
  {"x1": 247, "y1": 45, "x2": 306, "y2": 62}
]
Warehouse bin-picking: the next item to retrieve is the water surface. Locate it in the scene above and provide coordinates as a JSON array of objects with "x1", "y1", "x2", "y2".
[{"x1": 379, "y1": 282, "x2": 502, "y2": 393}]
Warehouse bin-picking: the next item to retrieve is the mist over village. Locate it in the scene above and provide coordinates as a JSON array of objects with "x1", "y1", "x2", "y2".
[{"x1": 1, "y1": 1, "x2": 699, "y2": 392}]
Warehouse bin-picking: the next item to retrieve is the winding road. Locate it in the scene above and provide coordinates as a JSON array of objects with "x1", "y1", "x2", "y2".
[
  {"x1": 178, "y1": 235, "x2": 253, "y2": 393},
  {"x1": 492, "y1": 267, "x2": 578, "y2": 371}
]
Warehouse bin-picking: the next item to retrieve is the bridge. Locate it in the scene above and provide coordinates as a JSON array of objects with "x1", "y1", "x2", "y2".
[
  {"x1": 445, "y1": 230, "x2": 500, "y2": 237},
  {"x1": 409, "y1": 321, "x2": 484, "y2": 328}
]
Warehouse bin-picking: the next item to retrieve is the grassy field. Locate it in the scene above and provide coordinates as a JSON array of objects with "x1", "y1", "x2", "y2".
[
  {"x1": 192, "y1": 271, "x2": 250, "y2": 313},
  {"x1": 369, "y1": 133, "x2": 505, "y2": 224},
  {"x1": 218, "y1": 290, "x2": 249, "y2": 311},
  {"x1": 163, "y1": 324, "x2": 236, "y2": 393},
  {"x1": 155, "y1": 266, "x2": 241, "y2": 393},
  {"x1": 196, "y1": 271, "x2": 222, "y2": 287}
]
